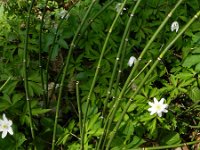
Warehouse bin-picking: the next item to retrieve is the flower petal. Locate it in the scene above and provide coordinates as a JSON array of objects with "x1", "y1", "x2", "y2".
[
  {"x1": 157, "y1": 112, "x2": 162, "y2": 117},
  {"x1": 8, "y1": 128, "x2": 13, "y2": 135},
  {"x1": 153, "y1": 97, "x2": 158, "y2": 103},
  {"x1": 2, "y1": 114, "x2": 8, "y2": 122},
  {"x1": 159, "y1": 98, "x2": 165, "y2": 104},
  {"x1": 2, "y1": 131, "x2": 7, "y2": 139}
]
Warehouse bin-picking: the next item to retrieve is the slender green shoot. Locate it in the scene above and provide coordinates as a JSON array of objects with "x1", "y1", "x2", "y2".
[
  {"x1": 51, "y1": 1, "x2": 97, "y2": 149},
  {"x1": 82, "y1": 0, "x2": 128, "y2": 149},
  {"x1": 101, "y1": 0, "x2": 183, "y2": 148},
  {"x1": 106, "y1": 10, "x2": 200, "y2": 149},
  {"x1": 76, "y1": 81, "x2": 83, "y2": 149},
  {"x1": 23, "y1": 0, "x2": 36, "y2": 143},
  {"x1": 102, "y1": 0, "x2": 142, "y2": 117}
]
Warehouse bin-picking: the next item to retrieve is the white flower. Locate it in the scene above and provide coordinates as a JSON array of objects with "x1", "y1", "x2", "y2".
[
  {"x1": 0, "y1": 114, "x2": 13, "y2": 138},
  {"x1": 171, "y1": 21, "x2": 179, "y2": 32},
  {"x1": 115, "y1": 3, "x2": 125, "y2": 15},
  {"x1": 128, "y1": 56, "x2": 137, "y2": 67},
  {"x1": 148, "y1": 98, "x2": 168, "y2": 117},
  {"x1": 115, "y1": 3, "x2": 122, "y2": 13},
  {"x1": 59, "y1": 10, "x2": 69, "y2": 19}
]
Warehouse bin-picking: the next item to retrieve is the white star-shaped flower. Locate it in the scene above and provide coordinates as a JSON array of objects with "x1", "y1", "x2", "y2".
[
  {"x1": 0, "y1": 114, "x2": 13, "y2": 138},
  {"x1": 127, "y1": 56, "x2": 137, "y2": 67},
  {"x1": 171, "y1": 21, "x2": 179, "y2": 32},
  {"x1": 148, "y1": 98, "x2": 168, "y2": 117}
]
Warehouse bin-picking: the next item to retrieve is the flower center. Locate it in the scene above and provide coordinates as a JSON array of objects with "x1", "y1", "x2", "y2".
[
  {"x1": 2, "y1": 124, "x2": 8, "y2": 129},
  {"x1": 155, "y1": 104, "x2": 161, "y2": 110}
]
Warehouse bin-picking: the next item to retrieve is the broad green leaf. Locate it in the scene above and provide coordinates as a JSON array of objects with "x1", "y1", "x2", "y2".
[
  {"x1": 192, "y1": 47, "x2": 200, "y2": 54},
  {"x1": 28, "y1": 81, "x2": 43, "y2": 96},
  {"x1": 182, "y1": 55, "x2": 200, "y2": 67},
  {"x1": 87, "y1": 113, "x2": 100, "y2": 131},
  {"x1": 195, "y1": 63, "x2": 200, "y2": 72},
  {"x1": 32, "y1": 108, "x2": 51, "y2": 115},
  {"x1": 57, "y1": 38, "x2": 69, "y2": 49},
  {"x1": 12, "y1": 93, "x2": 24, "y2": 104},
  {"x1": 187, "y1": 0, "x2": 199, "y2": 11},
  {"x1": 189, "y1": 86, "x2": 200, "y2": 102},
  {"x1": 2, "y1": 80, "x2": 18, "y2": 95},
  {"x1": 14, "y1": 133, "x2": 27, "y2": 148},
  {"x1": 149, "y1": 118, "x2": 157, "y2": 135},
  {"x1": 176, "y1": 72, "x2": 194, "y2": 80},
  {"x1": 51, "y1": 44, "x2": 60, "y2": 60},
  {"x1": 159, "y1": 131, "x2": 181, "y2": 145},
  {"x1": 127, "y1": 136, "x2": 146, "y2": 148}
]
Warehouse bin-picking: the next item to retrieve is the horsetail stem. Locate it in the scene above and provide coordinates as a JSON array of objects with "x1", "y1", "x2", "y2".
[
  {"x1": 106, "y1": 10, "x2": 200, "y2": 149},
  {"x1": 51, "y1": 1, "x2": 97, "y2": 149},
  {"x1": 101, "y1": 0, "x2": 183, "y2": 148},
  {"x1": 23, "y1": 0, "x2": 36, "y2": 143}
]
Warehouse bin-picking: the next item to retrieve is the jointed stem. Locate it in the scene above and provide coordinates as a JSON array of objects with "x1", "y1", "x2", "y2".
[
  {"x1": 23, "y1": 0, "x2": 36, "y2": 144},
  {"x1": 51, "y1": 1, "x2": 97, "y2": 149},
  {"x1": 99, "y1": 0, "x2": 183, "y2": 149},
  {"x1": 106, "y1": 10, "x2": 200, "y2": 150}
]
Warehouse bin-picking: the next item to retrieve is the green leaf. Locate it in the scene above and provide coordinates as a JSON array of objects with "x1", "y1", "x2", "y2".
[
  {"x1": 176, "y1": 72, "x2": 194, "y2": 80},
  {"x1": 187, "y1": 0, "x2": 199, "y2": 10},
  {"x1": 32, "y1": 108, "x2": 51, "y2": 116},
  {"x1": 182, "y1": 55, "x2": 200, "y2": 67},
  {"x1": 86, "y1": 113, "x2": 100, "y2": 131},
  {"x1": 14, "y1": 133, "x2": 27, "y2": 148},
  {"x1": 51, "y1": 44, "x2": 60, "y2": 60},
  {"x1": 189, "y1": 86, "x2": 200, "y2": 102},
  {"x1": 2, "y1": 80, "x2": 18, "y2": 95},
  {"x1": 159, "y1": 131, "x2": 181, "y2": 145},
  {"x1": 57, "y1": 38, "x2": 68, "y2": 49},
  {"x1": 126, "y1": 136, "x2": 146, "y2": 148},
  {"x1": 192, "y1": 47, "x2": 200, "y2": 54},
  {"x1": 195, "y1": 63, "x2": 200, "y2": 72},
  {"x1": 28, "y1": 81, "x2": 43, "y2": 96},
  {"x1": 149, "y1": 118, "x2": 157, "y2": 135},
  {"x1": 12, "y1": 93, "x2": 24, "y2": 104}
]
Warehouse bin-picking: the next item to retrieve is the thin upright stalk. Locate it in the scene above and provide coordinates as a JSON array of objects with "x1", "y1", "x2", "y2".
[
  {"x1": 97, "y1": 1, "x2": 142, "y2": 149},
  {"x1": 81, "y1": 0, "x2": 127, "y2": 149},
  {"x1": 76, "y1": 81, "x2": 83, "y2": 149},
  {"x1": 106, "y1": 10, "x2": 200, "y2": 149},
  {"x1": 39, "y1": 0, "x2": 48, "y2": 107},
  {"x1": 23, "y1": 0, "x2": 36, "y2": 142},
  {"x1": 126, "y1": 59, "x2": 152, "y2": 93},
  {"x1": 47, "y1": 1, "x2": 80, "y2": 107},
  {"x1": 51, "y1": 1, "x2": 97, "y2": 149},
  {"x1": 101, "y1": 0, "x2": 183, "y2": 148},
  {"x1": 45, "y1": 10, "x2": 72, "y2": 107},
  {"x1": 102, "y1": 0, "x2": 142, "y2": 117},
  {"x1": 48, "y1": 0, "x2": 115, "y2": 103}
]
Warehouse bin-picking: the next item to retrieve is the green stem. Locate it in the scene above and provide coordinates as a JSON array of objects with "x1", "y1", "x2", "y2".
[
  {"x1": 0, "y1": 77, "x2": 11, "y2": 92},
  {"x1": 97, "y1": 1, "x2": 142, "y2": 149},
  {"x1": 23, "y1": 0, "x2": 36, "y2": 142},
  {"x1": 51, "y1": 1, "x2": 97, "y2": 150},
  {"x1": 48, "y1": 0, "x2": 114, "y2": 105},
  {"x1": 106, "y1": 10, "x2": 200, "y2": 150},
  {"x1": 76, "y1": 81, "x2": 83, "y2": 149},
  {"x1": 47, "y1": 1, "x2": 80, "y2": 107},
  {"x1": 126, "y1": 59, "x2": 152, "y2": 93},
  {"x1": 102, "y1": 0, "x2": 142, "y2": 118},
  {"x1": 130, "y1": 140, "x2": 200, "y2": 150},
  {"x1": 45, "y1": 11, "x2": 70, "y2": 107},
  {"x1": 82, "y1": 1, "x2": 128, "y2": 149},
  {"x1": 102, "y1": 0, "x2": 183, "y2": 148}
]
